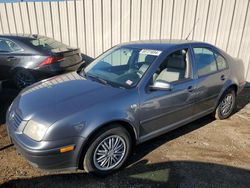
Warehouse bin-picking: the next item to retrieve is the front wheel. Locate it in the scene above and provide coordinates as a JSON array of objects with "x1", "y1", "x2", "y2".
[
  {"x1": 214, "y1": 89, "x2": 236, "y2": 120},
  {"x1": 83, "y1": 125, "x2": 132, "y2": 176}
]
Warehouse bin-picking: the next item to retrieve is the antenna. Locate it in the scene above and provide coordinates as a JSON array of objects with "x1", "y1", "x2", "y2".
[{"x1": 185, "y1": 18, "x2": 200, "y2": 40}]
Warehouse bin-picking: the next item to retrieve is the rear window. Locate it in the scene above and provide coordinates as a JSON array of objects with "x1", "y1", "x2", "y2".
[
  {"x1": 193, "y1": 47, "x2": 218, "y2": 76},
  {"x1": 27, "y1": 37, "x2": 69, "y2": 51},
  {"x1": 215, "y1": 53, "x2": 228, "y2": 70}
]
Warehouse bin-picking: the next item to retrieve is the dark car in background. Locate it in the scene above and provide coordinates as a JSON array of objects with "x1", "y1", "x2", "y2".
[
  {"x1": 0, "y1": 34, "x2": 83, "y2": 89},
  {"x1": 6, "y1": 40, "x2": 246, "y2": 176}
]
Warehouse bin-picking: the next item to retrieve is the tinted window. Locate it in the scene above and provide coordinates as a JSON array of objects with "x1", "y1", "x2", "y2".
[
  {"x1": 193, "y1": 48, "x2": 217, "y2": 76},
  {"x1": 0, "y1": 39, "x2": 23, "y2": 52},
  {"x1": 215, "y1": 53, "x2": 227, "y2": 70},
  {"x1": 154, "y1": 49, "x2": 189, "y2": 83},
  {"x1": 27, "y1": 36, "x2": 69, "y2": 52}
]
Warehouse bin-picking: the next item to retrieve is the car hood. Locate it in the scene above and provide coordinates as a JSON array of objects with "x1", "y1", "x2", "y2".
[{"x1": 13, "y1": 72, "x2": 124, "y2": 125}]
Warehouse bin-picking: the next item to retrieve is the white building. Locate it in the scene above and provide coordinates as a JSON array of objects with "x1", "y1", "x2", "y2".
[{"x1": 0, "y1": 0, "x2": 250, "y2": 82}]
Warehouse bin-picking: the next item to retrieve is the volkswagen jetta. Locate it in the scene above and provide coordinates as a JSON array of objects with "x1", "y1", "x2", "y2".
[{"x1": 6, "y1": 40, "x2": 246, "y2": 176}]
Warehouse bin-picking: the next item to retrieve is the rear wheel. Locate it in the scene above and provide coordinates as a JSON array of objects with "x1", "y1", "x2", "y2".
[
  {"x1": 83, "y1": 125, "x2": 132, "y2": 176},
  {"x1": 214, "y1": 89, "x2": 236, "y2": 120},
  {"x1": 13, "y1": 69, "x2": 36, "y2": 90}
]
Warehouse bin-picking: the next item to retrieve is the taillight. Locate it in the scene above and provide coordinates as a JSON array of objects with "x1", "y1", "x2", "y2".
[{"x1": 38, "y1": 56, "x2": 64, "y2": 67}]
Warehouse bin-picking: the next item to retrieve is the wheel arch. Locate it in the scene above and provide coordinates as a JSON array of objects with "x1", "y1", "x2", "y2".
[
  {"x1": 227, "y1": 84, "x2": 238, "y2": 94},
  {"x1": 216, "y1": 82, "x2": 238, "y2": 108},
  {"x1": 221, "y1": 83, "x2": 238, "y2": 97},
  {"x1": 77, "y1": 119, "x2": 138, "y2": 169}
]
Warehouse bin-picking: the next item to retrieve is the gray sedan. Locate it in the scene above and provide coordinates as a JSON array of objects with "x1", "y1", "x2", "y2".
[{"x1": 6, "y1": 40, "x2": 246, "y2": 176}]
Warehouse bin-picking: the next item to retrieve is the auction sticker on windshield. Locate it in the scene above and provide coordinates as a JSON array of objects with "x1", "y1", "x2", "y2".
[
  {"x1": 126, "y1": 80, "x2": 133, "y2": 86},
  {"x1": 140, "y1": 49, "x2": 162, "y2": 56}
]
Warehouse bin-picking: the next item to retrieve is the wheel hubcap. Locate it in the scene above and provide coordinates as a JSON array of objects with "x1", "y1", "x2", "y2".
[
  {"x1": 93, "y1": 135, "x2": 126, "y2": 171},
  {"x1": 220, "y1": 93, "x2": 234, "y2": 116}
]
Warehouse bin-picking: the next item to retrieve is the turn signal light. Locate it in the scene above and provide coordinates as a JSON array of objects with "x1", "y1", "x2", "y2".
[{"x1": 60, "y1": 145, "x2": 75, "y2": 153}]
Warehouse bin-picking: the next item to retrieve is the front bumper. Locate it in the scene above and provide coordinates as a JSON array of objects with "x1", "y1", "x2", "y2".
[{"x1": 7, "y1": 122, "x2": 86, "y2": 171}]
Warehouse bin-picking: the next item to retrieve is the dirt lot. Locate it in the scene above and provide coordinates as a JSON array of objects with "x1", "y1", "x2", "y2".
[{"x1": 0, "y1": 86, "x2": 250, "y2": 188}]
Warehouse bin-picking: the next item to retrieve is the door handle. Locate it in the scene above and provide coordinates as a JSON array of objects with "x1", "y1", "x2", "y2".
[
  {"x1": 7, "y1": 56, "x2": 17, "y2": 61},
  {"x1": 187, "y1": 86, "x2": 194, "y2": 92},
  {"x1": 220, "y1": 75, "x2": 225, "y2": 81}
]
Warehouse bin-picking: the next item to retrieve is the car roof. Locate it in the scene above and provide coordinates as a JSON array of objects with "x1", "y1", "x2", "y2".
[
  {"x1": 119, "y1": 39, "x2": 213, "y2": 51},
  {"x1": 0, "y1": 34, "x2": 45, "y2": 40}
]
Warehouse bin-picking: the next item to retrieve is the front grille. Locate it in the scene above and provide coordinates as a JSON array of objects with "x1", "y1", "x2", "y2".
[{"x1": 12, "y1": 112, "x2": 23, "y2": 131}]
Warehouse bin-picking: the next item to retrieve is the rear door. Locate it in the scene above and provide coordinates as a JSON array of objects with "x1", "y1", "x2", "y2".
[
  {"x1": 191, "y1": 45, "x2": 229, "y2": 115},
  {"x1": 0, "y1": 38, "x2": 23, "y2": 80}
]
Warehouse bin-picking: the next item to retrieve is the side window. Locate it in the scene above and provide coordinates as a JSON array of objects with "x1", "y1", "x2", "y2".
[
  {"x1": 215, "y1": 53, "x2": 227, "y2": 70},
  {"x1": 154, "y1": 49, "x2": 189, "y2": 83},
  {"x1": 193, "y1": 48, "x2": 217, "y2": 76},
  {"x1": 0, "y1": 39, "x2": 23, "y2": 53}
]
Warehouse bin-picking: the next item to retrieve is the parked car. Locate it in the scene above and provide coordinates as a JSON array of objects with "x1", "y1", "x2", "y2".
[
  {"x1": 6, "y1": 40, "x2": 246, "y2": 176},
  {"x1": 0, "y1": 34, "x2": 83, "y2": 89}
]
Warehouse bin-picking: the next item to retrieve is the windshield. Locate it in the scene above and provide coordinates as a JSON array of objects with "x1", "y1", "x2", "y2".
[{"x1": 84, "y1": 47, "x2": 161, "y2": 88}]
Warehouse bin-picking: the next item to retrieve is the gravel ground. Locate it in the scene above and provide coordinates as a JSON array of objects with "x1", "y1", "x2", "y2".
[{"x1": 0, "y1": 87, "x2": 250, "y2": 188}]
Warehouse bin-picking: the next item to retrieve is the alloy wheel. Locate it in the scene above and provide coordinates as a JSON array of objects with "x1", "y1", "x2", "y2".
[
  {"x1": 93, "y1": 135, "x2": 127, "y2": 171},
  {"x1": 220, "y1": 93, "x2": 234, "y2": 117}
]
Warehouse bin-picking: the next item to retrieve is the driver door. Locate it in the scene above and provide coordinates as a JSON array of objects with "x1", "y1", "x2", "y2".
[{"x1": 138, "y1": 47, "x2": 197, "y2": 141}]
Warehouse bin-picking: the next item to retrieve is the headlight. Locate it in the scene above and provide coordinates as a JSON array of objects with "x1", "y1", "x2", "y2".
[{"x1": 23, "y1": 120, "x2": 47, "y2": 141}]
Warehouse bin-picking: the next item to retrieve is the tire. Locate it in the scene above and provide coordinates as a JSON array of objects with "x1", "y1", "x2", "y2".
[
  {"x1": 12, "y1": 69, "x2": 36, "y2": 90},
  {"x1": 214, "y1": 89, "x2": 236, "y2": 120},
  {"x1": 83, "y1": 124, "x2": 132, "y2": 176}
]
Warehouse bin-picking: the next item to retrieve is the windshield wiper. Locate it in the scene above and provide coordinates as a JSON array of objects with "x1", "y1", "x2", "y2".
[
  {"x1": 85, "y1": 73, "x2": 125, "y2": 88},
  {"x1": 87, "y1": 74, "x2": 108, "y2": 85}
]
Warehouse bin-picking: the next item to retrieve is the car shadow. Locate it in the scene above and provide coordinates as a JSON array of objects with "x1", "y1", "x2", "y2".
[
  {"x1": 235, "y1": 86, "x2": 250, "y2": 112},
  {"x1": 0, "y1": 81, "x2": 19, "y2": 124},
  {"x1": 2, "y1": 160, "x2": 250, "y2": 188}
]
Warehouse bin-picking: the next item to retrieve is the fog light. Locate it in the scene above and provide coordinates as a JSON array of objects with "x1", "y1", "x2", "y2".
[{"x1": 60, "y1": 145, "x2": 75, "y2": 153}]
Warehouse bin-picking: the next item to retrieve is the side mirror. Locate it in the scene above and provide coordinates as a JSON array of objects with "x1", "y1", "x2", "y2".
[
  {"x1": 77, "y1": 61, "x2": 86, "y2": 74},
  {"x1": 149, "y1": 80, "x2": 173, "y2": 91}
]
